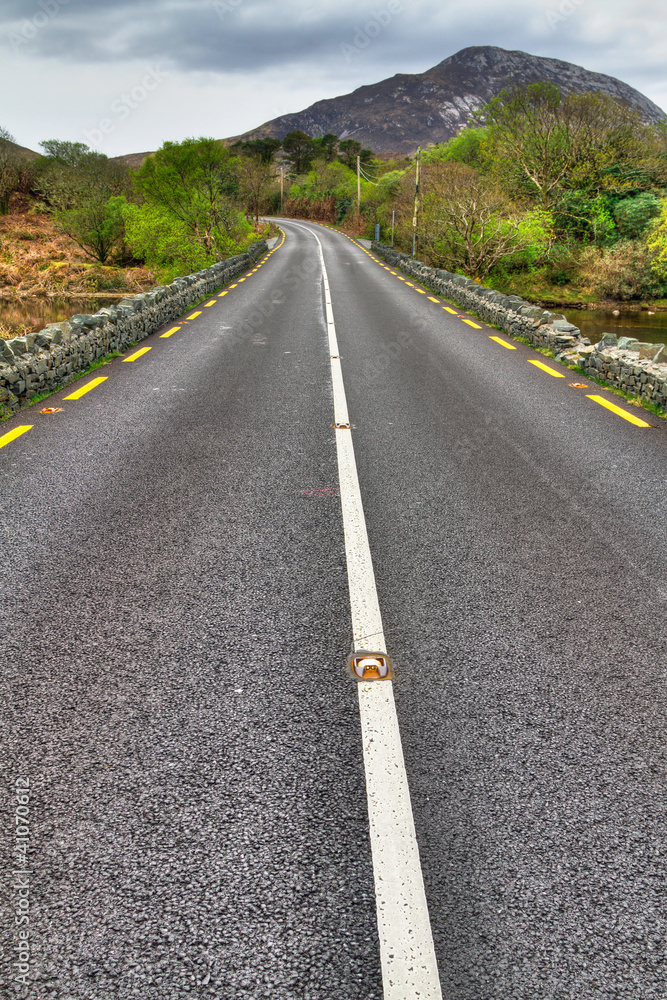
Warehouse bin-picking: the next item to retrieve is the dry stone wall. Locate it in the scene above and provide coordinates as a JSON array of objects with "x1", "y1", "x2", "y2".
[
  {"x1": 372, "y1": 241, "x2": 667, "y2": 413},
  {"x1": 0, "y1": 240, "x2": 268, "y2": 416}
]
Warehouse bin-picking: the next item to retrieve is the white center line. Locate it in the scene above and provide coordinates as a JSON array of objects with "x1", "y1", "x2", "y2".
[{"x1": 297, "y1": 221, "x2": 443, "y2": 1000}]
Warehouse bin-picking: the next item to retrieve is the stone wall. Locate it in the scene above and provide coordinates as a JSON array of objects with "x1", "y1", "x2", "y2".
[
  {"x1": 372, "y1": 241, "x2": 667, "y2": 413},
  {"x1": 0, "y1": 241, "x2": 268, "y2": 416}
]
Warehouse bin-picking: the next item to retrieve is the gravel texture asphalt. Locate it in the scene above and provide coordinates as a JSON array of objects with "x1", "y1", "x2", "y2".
[{"x1": 1, "y1": 219, "x2": 666, "y2": 1000}]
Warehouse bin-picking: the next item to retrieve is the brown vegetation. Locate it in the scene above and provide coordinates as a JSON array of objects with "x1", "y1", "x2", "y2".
[{"x1": 0, "y1": 194, "x2": 155, "y2": 298}]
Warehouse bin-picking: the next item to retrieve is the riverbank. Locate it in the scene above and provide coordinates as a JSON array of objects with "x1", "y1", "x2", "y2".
[{"x1": 0, "y1": 196, "x2": 157, "y2": 338}]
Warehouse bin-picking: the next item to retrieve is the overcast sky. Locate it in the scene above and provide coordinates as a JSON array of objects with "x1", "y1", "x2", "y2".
[{"x1": 1, "y1": 0, "x2": 665, "y2": 157}]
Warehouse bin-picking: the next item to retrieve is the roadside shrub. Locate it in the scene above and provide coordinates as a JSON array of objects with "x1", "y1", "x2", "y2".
[
  {"x1": 579, "y1": 242, "x2": 666, "y2": 300},
  {"x1": 545, "y1": 244, "x2": 580, "y2": 285},
  {"x1": 646, "y1": 198, "x2": 667, "y2": 282},
  {"x1": 614, "y1": 192, "x2": 661, "y2": 239},
  {"x1": 122, "y1": 202, "x2": 213, "y2": 281}
]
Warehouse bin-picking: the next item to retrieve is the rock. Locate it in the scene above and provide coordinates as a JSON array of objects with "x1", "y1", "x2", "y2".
[
  {"x1": 597, "y1": 333, "x2": 618, "y2": 350},
  {"x1": 638, "y1": 343, "x2": 662, "y2": 360},
  {"x1": 8, "y1": 335, "x2": 36, "y2": 356},
  {"x1": 70, "y1": 314, "x2": 104, "y2": 328},
  {"x1": 617, "y1": 336, "x2": 639, "y2": 350},
  {"x1": 0, "y1": 340, "x2": 15, "y2": 363},
  {"x1": 552, "y1": 319, "x2": 579, "y2": 333}
]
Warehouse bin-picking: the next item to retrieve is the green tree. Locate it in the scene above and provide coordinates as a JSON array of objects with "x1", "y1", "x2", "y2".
[
  {"x1": 422, "y1": 128, "x2": 490, "y2": 170},
  {"x1": 281, "y1": 130, "x2": 316, "y2": 174},
  {"x1": 134, "y1": 137, "x2": 243, "y2": 258},
  {"x1": 55, "y1": 194, "x2": 127, "y2": 264},
  {"x1": 123, "y1": 202, "x2": 215, "y2": 280},
  {"x1": 338, "y1": 139, "x2": 373, "y2": 169},
  {"x1": 231, "y1": 137, "x2": 282, "y2": 164},
  {"x1": 312, "y1": 133, "x2": 339, "y2": 162}
]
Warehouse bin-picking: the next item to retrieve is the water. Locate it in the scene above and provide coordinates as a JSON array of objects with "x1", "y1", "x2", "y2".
[
  {"x1": 563, "y1": 308, "x2": 667, "y2": 347},
  {"x1": 0, "y1": 295, "x2": 126, "y2": 339}
]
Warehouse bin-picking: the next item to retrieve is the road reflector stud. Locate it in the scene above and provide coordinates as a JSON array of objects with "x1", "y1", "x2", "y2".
[
  {"x1": 569, "y1": 383, "x2": 589, "y2": 388},
  {"x1": 349, "y1": 651, "x2": 393, "y2": 682},
  {"x1": 39, "y1": 407, "x2": 62, "y2": 414},
  {"x1": 334, "y1": 422, "x2": 351, "y2": 429}
]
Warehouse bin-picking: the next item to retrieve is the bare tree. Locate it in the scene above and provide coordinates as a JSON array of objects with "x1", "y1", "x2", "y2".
[
  {"x1": 236, "y1": 155, "x2": 273, "y2": 225},
  {"x1": 0, "y1": 126, "x2": 23, "y2": 214},
  {"x1": 418, "y1": 162, "x2": 541, "y2": 278},
  {"x1": 479, "y1": 83, "x2": 650, "y2": 204}
]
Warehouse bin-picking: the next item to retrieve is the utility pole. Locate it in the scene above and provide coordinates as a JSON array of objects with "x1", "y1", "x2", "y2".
[
  {"x1": 412, "y1": 145, "x2": 421, "y2": 257},
  {"x1": 280, "y1": 166, "x2": 284, "y2": 212},
  {"x1": 357, "y1": 155, "x2": 361, "y2": 219}
]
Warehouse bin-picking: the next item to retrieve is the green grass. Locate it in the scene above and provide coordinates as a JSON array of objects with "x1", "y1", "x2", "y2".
[
  {"x1": 1, "y1": 348, "x2": 128, "y2": 420},
  {"x1": 570, "y1": 366, "x2": 667, "y2": 420}
]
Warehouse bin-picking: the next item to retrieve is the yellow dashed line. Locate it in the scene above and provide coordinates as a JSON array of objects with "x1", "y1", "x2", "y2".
[
  {"x1": 461, "y1": 318, "x2": 482, "y2": 329},
  {"x1": 443, "y1": 307, "x2": 457, "y2": 315},
  {"x1": 489, "y1": 336, "x2": 516, "y2": 350},
  {"x1": 204, "y1": 300, "x2": 217, "y2": 307},
  {"x1": 528, "y1": 359, "x2": 565, "y2": 378},
  {"x1": 63, "y1": 377, "x2": 108, "y2": 400},
  {"x1": 229, "y1": 284, "x2": 238, "y2": 289},
  {"x1": 186, "y1": 311, "x2": 202, "y2": 320},
  {"x1": 123, "y1": 347, "x2": 152, "y2": 362},
  {"x1": 428, "y1": 297, "x2": 440, "y2": 303},
  {"x1": 218, "y1": 291, "x2": 228, "y2": 297},
  {"x1": 415, "y1": 288, "x2": 426, "y2": 295},
  {"x1": 586, "y1": 395, "x2": 651, "y2": 427},
  {"x1": 160, "y1": 326, "x2": 181, "y2": 338},
  {"x1": 0, "y1": 425, "x2": 33, "y2": 451}
]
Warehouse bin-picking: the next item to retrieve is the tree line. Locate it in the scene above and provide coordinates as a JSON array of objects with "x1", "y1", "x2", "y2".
[
  {"x1": 0, "y1": 127, "x2": 375, "y2": 282},
  {"x1": 4, "y1": 85, "x2": 667, "y2": 302}
]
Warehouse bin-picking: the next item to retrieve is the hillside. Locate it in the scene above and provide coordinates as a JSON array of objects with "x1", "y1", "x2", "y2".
[{"x1": 225, "y1": 46, "x2": 667, "y2": 155}]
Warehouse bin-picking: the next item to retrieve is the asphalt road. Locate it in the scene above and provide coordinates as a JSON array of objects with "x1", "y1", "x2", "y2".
[{"x1": 1, "y1": 220, "x2": 666, "y2": 1000}]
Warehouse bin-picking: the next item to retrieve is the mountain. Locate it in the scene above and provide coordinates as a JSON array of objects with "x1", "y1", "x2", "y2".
[
  {"x1": 111, "y1": 151, "x2": 154, "y2": 169},
  {"x1": 3, "y1": 139, "x2": 39, "y2": 160},
  {"x1": 226, "y1": 46, "x2": 667, "y2": 156}
]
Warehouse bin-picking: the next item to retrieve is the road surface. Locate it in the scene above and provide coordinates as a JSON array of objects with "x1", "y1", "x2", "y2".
[{"x1": 1, "y1": 219, "x2": 666, "y2": 999}]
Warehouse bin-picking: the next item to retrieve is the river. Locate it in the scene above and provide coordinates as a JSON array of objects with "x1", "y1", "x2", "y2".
[{"x1": 563, "y1": 308, "x2": 667, "y2": 347}]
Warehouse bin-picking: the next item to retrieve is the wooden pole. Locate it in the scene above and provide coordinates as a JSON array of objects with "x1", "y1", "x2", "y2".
[
  {"x1": 412, "y1": 146, "x2": 421, "y2": 257},
  {"x1": 357, "y1": 155, "x2": 361, "y2": 218}
]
